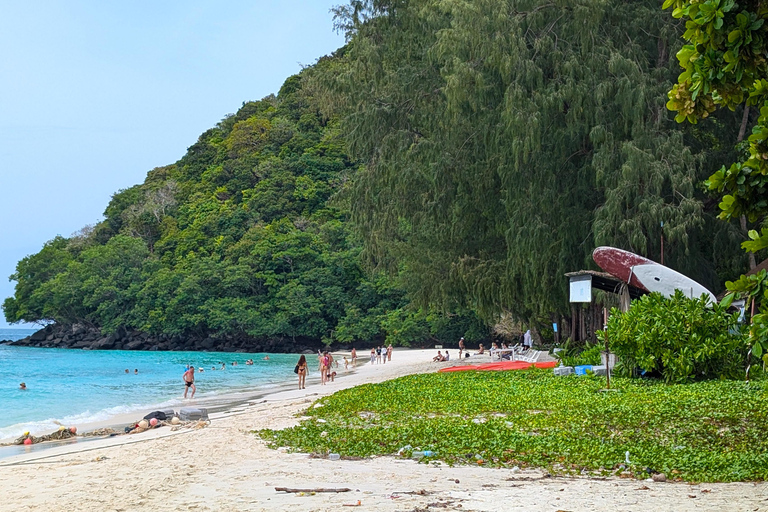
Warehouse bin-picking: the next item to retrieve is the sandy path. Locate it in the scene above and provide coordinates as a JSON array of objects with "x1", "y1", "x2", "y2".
[{"x1": 1, "y1": 349, "x2": 766, "y2": 512}]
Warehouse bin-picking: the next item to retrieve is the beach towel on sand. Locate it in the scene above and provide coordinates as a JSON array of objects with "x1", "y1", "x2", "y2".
[{"x1": 143, "y1": 411, "x2": 167, "y2": 421}]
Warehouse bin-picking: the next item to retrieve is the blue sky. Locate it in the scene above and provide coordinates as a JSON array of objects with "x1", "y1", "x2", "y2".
[{"x1": 0, "y1": 1, "x2": 345, "y2": 328}]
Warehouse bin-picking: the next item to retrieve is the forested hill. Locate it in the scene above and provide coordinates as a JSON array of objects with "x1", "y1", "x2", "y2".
[
  {"x1": 3, "y1": 0, "x2": 759, "y2": 351},
  {"x1": 2, "y1": 61, "x2": 487, "y2": 351}
]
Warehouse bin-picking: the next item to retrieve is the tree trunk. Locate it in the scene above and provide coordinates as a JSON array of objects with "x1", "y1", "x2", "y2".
[
  {"x1": 570, "y1": 305, "x2": 578, "y2": 341},
  {"x1": 737, "y1": 106, "x2": 757, "y2": 270}
]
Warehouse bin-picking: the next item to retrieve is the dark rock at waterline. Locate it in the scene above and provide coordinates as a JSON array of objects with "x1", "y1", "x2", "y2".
[{"x1": 5, "y1": 323, "x2": 331, "y2": 354}]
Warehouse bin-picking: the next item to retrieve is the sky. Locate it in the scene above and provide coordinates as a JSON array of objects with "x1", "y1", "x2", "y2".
[{"x1": 0, "y1": 1, "x2": 346, "y2": 328}]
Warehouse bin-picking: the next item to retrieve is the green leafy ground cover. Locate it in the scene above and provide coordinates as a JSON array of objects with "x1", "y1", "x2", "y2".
[{"x1": 260, "y1": 370, "x2": 768, "y2": 482}]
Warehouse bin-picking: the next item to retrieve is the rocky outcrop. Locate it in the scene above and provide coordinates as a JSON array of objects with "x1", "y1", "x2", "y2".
[{"x1": 4, "y1": 323, "x2": 324, "y2": 353}]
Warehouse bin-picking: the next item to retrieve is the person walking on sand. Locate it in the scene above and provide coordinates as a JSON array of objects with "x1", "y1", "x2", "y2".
[
  {"x1": 296, "y1": 355, "x2": 308, "y2": 389},
  {"x1": 387, "y1": 344, "x2": 393, "y2": 362},
  {"x1": 370, "y1": 347, "x2": 376, "y2": 364},
  {"x1": 458, "y1": 337, "x2": 465, "y2": 359},
  {"x1": 327, "y1": 352, "x2": 336, "y2": 380},
  {"x1": 351, "y1": 347, "x2": 357, "y2": 366},
  {"x1": 183, "y1": 366, "x2": 196, "y2": 398},
  {"x1": 376, "y1": 346, "x2": 382, "y2": 364}
]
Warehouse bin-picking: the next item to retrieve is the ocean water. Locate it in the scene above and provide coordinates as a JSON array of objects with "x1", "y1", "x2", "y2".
[{"x1": 0, "y1": 329, "x2": 303, "y2": 441}]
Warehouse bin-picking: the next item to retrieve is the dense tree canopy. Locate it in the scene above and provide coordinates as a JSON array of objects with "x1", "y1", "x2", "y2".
[
  {"x1": 3, "y1": 64, "x2": 487, "y2": 347},
  {"x1": 324, "y1": 0, "x2": 747, "y2": 327},
  {"x1": 3, "y1": 0, "x2": 754, "y2": 348},
  {"x1": 663, "y1": 0, "x2": 768, "y2": 357}
]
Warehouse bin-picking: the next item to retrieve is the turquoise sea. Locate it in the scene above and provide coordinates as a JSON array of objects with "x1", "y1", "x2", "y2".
[{"x1": 0, "y1": 328, "x2": 302, "y2": 442}]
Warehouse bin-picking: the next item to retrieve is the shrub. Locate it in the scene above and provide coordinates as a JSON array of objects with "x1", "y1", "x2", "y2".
[
  {"x1": 555, "y1": 340, "x2": 603, "y2": 367},
  {"x1": 599, "y1": 291, "x2": 748, "y2": 383}
]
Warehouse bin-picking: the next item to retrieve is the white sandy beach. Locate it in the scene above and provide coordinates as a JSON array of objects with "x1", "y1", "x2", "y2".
[{"x1": 0, "y1": 348, "x2": 766, "y2": 512}]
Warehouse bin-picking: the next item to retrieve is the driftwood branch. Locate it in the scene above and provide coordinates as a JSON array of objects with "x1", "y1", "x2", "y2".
[{"x1": 275, "y1": 487, "x2": 351, "y2": 493}]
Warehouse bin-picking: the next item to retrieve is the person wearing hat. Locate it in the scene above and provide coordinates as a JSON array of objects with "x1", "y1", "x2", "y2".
[
  {"x1": 458, "y1": 337, "x2": 465, "y2": 359},
  {"x1": 19, "y1": 382, "x2": 27, "y2": 390}
]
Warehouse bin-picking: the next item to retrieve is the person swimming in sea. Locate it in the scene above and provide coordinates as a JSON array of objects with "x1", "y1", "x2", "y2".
[{"x1": 19, "y1": 382, "x2": 26, "y2": 390}]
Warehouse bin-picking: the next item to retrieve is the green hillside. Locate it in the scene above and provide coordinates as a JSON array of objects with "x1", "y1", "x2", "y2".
[
  {"x1": 3, "y1": 60, "x2": 486, "y2": 349},
  {"x1": 3, "y1": 0, "x2": 757, "y2": 350}
]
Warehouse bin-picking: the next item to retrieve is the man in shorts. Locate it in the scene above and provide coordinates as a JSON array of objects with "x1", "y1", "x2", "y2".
[{"x1": 183, "y1": 366, "x2": 196, "y2": 398}]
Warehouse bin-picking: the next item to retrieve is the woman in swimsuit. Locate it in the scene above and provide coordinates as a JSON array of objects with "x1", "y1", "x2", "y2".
[
  {"x1": 320, "y1": 352, "x2": 330, "y2": 385},
  {"x1": 296, "y1": 355, "x2": 308, "y2": 389}
]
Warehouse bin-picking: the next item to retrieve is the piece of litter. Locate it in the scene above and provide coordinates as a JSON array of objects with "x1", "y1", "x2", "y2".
[{"x1": 343, "y1": 500, "x2": 362, "y2": 507}]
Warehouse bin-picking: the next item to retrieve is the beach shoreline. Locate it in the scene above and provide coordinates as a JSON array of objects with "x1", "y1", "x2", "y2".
[
  {"x1": 0, "y1": 349, "x2": 360, "y2": 451},
  {"x1": 0, "y1": 348, "x2": 765, "y2": 512}
]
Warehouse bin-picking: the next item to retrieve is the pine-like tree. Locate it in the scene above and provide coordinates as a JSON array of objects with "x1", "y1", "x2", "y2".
[{"x1": 326, "y1": 0, "x2": 745, "y2": 327}]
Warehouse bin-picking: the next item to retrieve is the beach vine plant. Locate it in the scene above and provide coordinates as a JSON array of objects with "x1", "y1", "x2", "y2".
[{"x1": 259, "y1": 370, "x2": 768, "y2": 482}]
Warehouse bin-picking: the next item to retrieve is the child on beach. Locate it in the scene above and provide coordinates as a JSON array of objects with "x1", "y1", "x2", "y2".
[{"x1": 343, "y1": 356, "x2": 349, "y2": 370}]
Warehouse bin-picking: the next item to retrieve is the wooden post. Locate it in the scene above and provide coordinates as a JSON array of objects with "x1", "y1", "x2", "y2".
[
  {"x1": 603, "y1": 307, "x2": 610, "y2": 389},
  {"x1": 570, "y1": 305, "x2": 577, "y2": 341}
]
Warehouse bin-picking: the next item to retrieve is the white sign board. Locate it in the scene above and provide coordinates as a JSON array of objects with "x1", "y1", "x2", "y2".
[{"x1": 569, "y1": 275, "x2": 592, "y2": 303}]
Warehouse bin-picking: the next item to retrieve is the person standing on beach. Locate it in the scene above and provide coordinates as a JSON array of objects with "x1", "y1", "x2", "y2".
[
  {"x1": 370, "y1": 347, "x2": 376, "y2": 364},
  {"x1": 376, "y1": 346, "x2": 382, "y2": 364},
  {"x1": 387, "y1": 344, "x2": 393, "y2": 362},
  {"x1": 183, "y1": 366, "x2": 196, "y2": 398},
  {"x1": 320, "y1": 352, "x2": 329, "y2": 385},
  {"x1": 296, "y1": 355, "x2": 308, "y2": 389},
  {"x1": 458, "y1": 337, "x2": 465, "y2": 359},
  {"x1": 351, "y1": 348, "x2": 357, "y2": 366}
]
